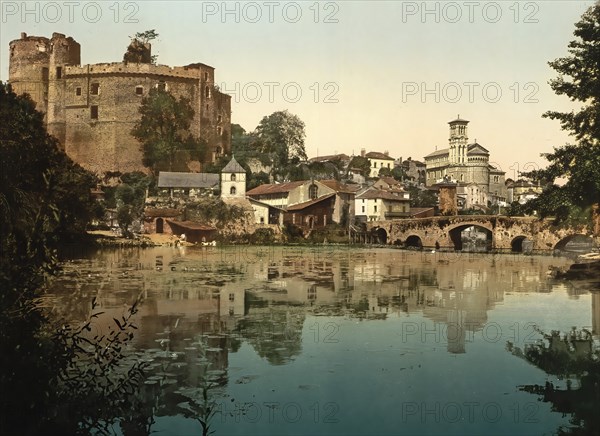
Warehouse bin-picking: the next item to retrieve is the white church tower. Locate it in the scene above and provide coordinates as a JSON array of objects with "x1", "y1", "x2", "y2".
[
  {"x1": 448, "y1": 116, "x2": 469, "y2": 165},
  {"x1": 220, "y1": 156, "x2": 246, "y2": 199}
]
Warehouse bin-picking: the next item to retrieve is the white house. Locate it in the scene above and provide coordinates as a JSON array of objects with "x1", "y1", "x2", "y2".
[
  {"x1": 355, "y1": 187, "x2": 411, "y2": 222},
  {"x1": 365, "y1": 151, "x2": 395, "y2": 178},
  {"x1": 220, "y1": 156, "x2": 246, "y2": 199}
]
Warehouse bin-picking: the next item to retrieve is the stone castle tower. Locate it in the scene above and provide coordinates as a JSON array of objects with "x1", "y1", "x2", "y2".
[{"x1": 8, "y1": 32, "x2": 231, "y2": 176}]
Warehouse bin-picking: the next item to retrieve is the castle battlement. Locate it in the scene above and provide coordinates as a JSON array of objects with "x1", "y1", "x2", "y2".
[{"x1": 64, "y1": 62, "x2": 214, "y2": 80}]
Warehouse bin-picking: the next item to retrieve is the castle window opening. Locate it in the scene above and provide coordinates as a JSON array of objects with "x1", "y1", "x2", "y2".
[
  {"x1": 42, "y1": 67, "x2": 49, "y2": 81},
  {"x1": 205, "y1": 86, "x2": 210, "y2": 98},
  {"x1": 76, "y1": 87, "x2": 81, "y2": 96},
  {"x1": 136, "y1": 86, "x2": 143, "y2": 95},
  {"x1": 157, "y1": 82, "x2": 166, "y2": 91},
  {"x1": 91, "y1": 83, "x2": 99, "y2": 95},
  {"x1": 217, "y1": 126, "x2": 222, "y2": 135},
  {"x1": 230, "y1": 173, "x2": 236, "y2": 181},
  {"x1": 56, "y1": 67, "x2": 62, "y2": 79},
  {"x1": 230, "y1": 186, "x2": 236, "y2": 195},
  {"x1": 204, "y1": 72, "x2": 209, "y2": 81},
  {"x1": 217, "y1": 115, "x2": 222, "y2": 123},
  {"x1": 90, "y1": 105, "x2": 98, "y2": 120}
]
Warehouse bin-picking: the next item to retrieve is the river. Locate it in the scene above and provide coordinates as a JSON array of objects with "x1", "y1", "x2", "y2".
[{"x1": 46, "y1": 245, "x2": 599, "y2": 435}]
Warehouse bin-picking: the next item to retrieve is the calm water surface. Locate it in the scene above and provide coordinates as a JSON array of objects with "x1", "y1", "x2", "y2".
[{"x1": 47, "y1": 246, "x2": 599, "y2": 435}]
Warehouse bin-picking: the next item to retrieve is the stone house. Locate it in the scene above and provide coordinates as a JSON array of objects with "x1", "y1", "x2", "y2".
[
  {"x1": 143, "y1": 208, "x2": 182, "y2": 234},
  {"x1": 355, "y1": 187, "x2": 411, "y2": 222},
  {"x1": 283, "y1": 194, "x2": 336, "y2": 230},
  {"x1": 364, "y1": 150, "x2": 395, "y2": 178},
  {"x1": 246, "y1": 179, "x2": 358, "y2": 226}
]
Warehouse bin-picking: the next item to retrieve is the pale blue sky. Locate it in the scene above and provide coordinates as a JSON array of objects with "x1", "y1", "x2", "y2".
[{"x1": 1, "y1": 1, "x2": 594, "y2": 177}]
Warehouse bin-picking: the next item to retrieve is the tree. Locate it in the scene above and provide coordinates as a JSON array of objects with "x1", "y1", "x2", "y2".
[
  {"x1": 124, "y1": 29, "x2": 159, "y2": 64},
  {"x1": 347, "y1": 156, "x2": 371, "y2": 178},
  {"x1": 1, "y1": 82, "x2": 145, "y2": 433},
  {"x1": 524, "y1": 3, "x2": 600, "y2": 231},
  {"x1": 131, "y1": 88, "x2": 205, "y2": 176},
  {"x1": 254, "y1": 110, "x2": 307, "y2": 180},
  {"x1": 407, "y1": 185, "x2": 437, "y2": 208}
]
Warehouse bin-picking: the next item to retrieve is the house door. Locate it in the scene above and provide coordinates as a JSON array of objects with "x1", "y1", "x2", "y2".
[{"x1": 156, "y1": 218, "x2": 164, "y2": 233}]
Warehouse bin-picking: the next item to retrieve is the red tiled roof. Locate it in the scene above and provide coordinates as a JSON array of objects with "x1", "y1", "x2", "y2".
[
  {"x1": 246, "y1": 181, "x2": 306, "y2": 196},
  {"x1": 286, "y1": 193, "x2": 335, "y2": 211}
]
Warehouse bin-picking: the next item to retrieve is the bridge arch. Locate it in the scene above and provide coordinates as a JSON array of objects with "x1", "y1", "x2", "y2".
[
  {"x1": 448, "y1": 224, "x2": 492, "y2": 251},
  {"x1": 510, "y1": 236, "x2": 532, "y2": 253},
  {"x1": 405, "y1": 235, "x2": 423, "y2": 249},
  {"x1": 375, "y1": 228, "x2": 388, "y2": 244},
  {"x1": 554, "y1": 234, "x2": 595, "y2": 252}
]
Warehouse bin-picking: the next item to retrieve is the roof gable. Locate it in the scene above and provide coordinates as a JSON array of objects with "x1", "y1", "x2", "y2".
[
  {"x1": 222, "y1": 156, "x2": 245, "y2": 173},
  {"x1": 157, "y1": 172, "x2": 219, "y2": 188}
]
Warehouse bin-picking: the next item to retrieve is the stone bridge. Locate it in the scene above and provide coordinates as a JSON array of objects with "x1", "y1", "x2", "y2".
[{"x1": 366, "y1": 215, "x2": 597, "y2": 252}]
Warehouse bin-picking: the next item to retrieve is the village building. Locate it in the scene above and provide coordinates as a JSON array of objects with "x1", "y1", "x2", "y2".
[
  {"x1": 8, "y1": 32, "x2": 231, "y2": 175},
  {"x1": 363, "y1": 150, "x2": 395, "y2": 178},
  {"x1": 220, "y1": 156, "x2": 246, "y2": 199},
  {"x1": 157, "y1": 172, "x2": 219, "y2": 198},
  {"x1": 400, "y1": 158, "x2": 427, "y2": 185},
  {"x1": 424, "y1": 117, "x2": 507, "y2": 206},
  {"x1": 246, "y1": 179, "x2": 359, "y2": 229},
  {"x1": 355, "y1": 187, "x2": 411, "y2": 222},
  {"x1": 506, "y1": 179, "x2": 543, "y2": 204}
]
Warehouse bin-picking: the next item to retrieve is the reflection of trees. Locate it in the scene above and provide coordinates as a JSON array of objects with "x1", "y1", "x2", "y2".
[
  {"x1": 507, "y1": 327, "x2": 600, "y2": 435},
  {"x1": 235, "y1": 299, "x2": 305, "y2": 365}
]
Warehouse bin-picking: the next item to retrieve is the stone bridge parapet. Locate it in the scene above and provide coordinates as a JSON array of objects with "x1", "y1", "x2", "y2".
[{"x1": 367, "y1": 215, "x2": 595, "y2": 251}]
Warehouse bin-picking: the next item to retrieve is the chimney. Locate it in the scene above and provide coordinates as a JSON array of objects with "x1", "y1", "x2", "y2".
[
  {"x1": 360, "y1": 148, "x2": 365, "y2": 157},
  {"x1": 384, "y1": 150, "x2": 389, "y2": 156}
]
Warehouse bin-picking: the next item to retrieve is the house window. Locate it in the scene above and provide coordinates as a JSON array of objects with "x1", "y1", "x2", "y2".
[
  {"x1": 56, "y1": 67, "x2": 62, "y2": 79},
  {"x1": 204, "y1": 72, "x2": 209, "y2": 81},
  {"x1": 374, "y1": 205, "x2": 377, "y2": 213},
  {"x1": 229, "y1": 293, "x2": 235, "y2": 302},
  {"x1": 230, "y1": 173, "x2": 236, "y2": 181},
  {"x1": 230, "y1": 186, "x2": 236, "y2": 195},
  {"x1": 136, "y1": 86, "x2": 143, "y2": 95},
  {"x1": 76, "y1": 87, "x2": 81, "y2": 96},
  {"x1": 217, "y1": 115, "x2": 222, "y2": 123},
  {"x1": 309, "y1": 184, "x2": 318, "y2": 200},
  {"x1": 91, "y1": 83, "x2": 99, "y2": 95},
  {"x1": 157, "y1": 81, "x2": 166, "y2": 91},
  {"x1": 90, "y1": 105, "x2": 98, "y2": 119},
  {"x1": 260, "y1": 217, "x2": 265, "y2": 224},
  {"x1": 362, "y1": 206, "x2": 365, "y2": 213}
]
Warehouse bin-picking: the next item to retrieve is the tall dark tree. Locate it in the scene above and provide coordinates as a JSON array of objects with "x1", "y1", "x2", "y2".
[
  {"x1": 524, "y1": 3, "x2": 600, "y2": 231},
  {"x1": 254, "y1": 110, "x2": 307, "y2": 180},
  {"x1": 131, "y1": 88, "x2": 206, "y2": 176}
]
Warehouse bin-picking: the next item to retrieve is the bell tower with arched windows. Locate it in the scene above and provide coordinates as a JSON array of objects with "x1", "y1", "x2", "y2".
[
  {"x1": 448, "y1": 116, "x2": 469, "y2": 165},
  {"x1": 220, "y1": 156, "x2": 246, "y2": 199}
]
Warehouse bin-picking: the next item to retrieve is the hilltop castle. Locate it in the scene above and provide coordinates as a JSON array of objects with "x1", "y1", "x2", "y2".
[{"x1": 8, "y1": 32, "x2": 231, "y2": 175}]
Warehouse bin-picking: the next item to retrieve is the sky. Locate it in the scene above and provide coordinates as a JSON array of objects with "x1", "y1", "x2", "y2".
[{"x1": 0, "y1": 0, "x2": 595, "y2": 178}]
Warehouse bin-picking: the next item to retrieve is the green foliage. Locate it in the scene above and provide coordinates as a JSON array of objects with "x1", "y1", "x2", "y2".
[
  {"x1": 249, "y1": 227, "x2": 277, "y2": 245},
  {"x1": 283, "y1": 223, "x2": 304, "y2": 242},
  {"x1": 248, "y1": 171, "x2": 270, "y2": 190},
  {"x1": 347, "y1": 156, "x2": 371, "y2": 177},
  {"x1": 185, "y1": 198, "x2": 245, "y2": 226},
  {"x1": 132, "y1": 88, "x2": 206, "y2": 175},
  {"x1": 391, "y1": 166, "x2": 405, "y2": 181},
  {"x1": 524, "y1": 4, "x2": 600, "y2": 227},
  {"x1": 254, "y1": 110, "x2": 307, "y2": 180},
  {"x1": 125, "y1": 30, "x2": 159, "y2": 64},
  {"x1": 407, "y1": 185, "x2": 438, "y2": 208},
  {"x1": 307, "y1": 224, "x2": 348, "y2": 243},
  {"x1": 378, "y1": 167, "x2": 392, "y2": 177},
  {"x1": 0, "y1": 82, "x2": 145, "y2": 433}
]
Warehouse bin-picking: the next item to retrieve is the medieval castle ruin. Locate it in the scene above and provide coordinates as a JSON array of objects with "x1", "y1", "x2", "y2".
[{"x1": 8, "y1": 32, "x2": 231, "y2": 175}]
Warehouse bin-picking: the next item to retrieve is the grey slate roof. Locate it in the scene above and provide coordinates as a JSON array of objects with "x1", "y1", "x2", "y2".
[
  {"x1": 157, "y1": 172, "x2": 219, "y2": 188},
  {"x1": 222, "y1": 156, "x2": 245, "y2": 173}
]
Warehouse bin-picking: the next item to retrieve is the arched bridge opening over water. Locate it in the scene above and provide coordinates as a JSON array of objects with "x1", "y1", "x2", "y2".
[{"x1": 366, "y1": 215, "x2": 597, "y2": 252}]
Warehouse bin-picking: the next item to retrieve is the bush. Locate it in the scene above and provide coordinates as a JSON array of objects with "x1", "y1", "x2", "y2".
[{"x1": 249, "y1": 228, "x2": 276, "y2": 245}]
